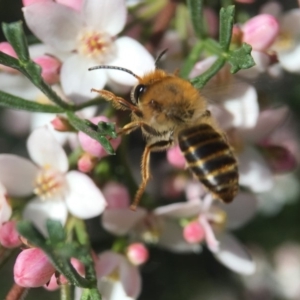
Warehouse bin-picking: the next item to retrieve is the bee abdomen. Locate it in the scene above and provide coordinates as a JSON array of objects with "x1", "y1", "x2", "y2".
[{"x1": 178, "y1": 124, "x2": 238, "y2": 203}]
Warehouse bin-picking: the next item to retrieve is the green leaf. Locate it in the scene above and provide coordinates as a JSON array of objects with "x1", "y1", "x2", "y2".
[
  {"x1": 46, "y1": 219, "x2": 66, "y2": 245},
  {"x1": 0, "y1": 90, "x2": 65, "y2": 112},
  {"x1": 17, "y1": 220, "x2": 47, "y2": 247},
  {"x1": 219, "y1": 5, "x2": 235, "y2": 51},
  {"x1": 186, "y1": 0, "x2": 205, "y2": 39},
  {"x1": 2, "y1": 22, "x2": 30, "y2": 62},
  {"x1": 67, "y1": 112, "x2": 116, "y2": 155},
  {"x1": 227, "y1": 43, "x2": 255, "y2": 73},
  {"x1": 0, "y1": 51, "x2": 22, "y2": 71},
  {"x1": 25, "y1": 60, "x2": 43, "y2": 85}
]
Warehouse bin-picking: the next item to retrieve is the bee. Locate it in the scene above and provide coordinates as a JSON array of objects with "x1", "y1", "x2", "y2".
[{"x1": 89, "y1": 51, "x2": 239, "y2": 210}]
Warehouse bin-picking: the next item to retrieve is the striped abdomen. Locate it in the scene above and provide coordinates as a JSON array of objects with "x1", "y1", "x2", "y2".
[{"x1": 178, "y1": 124, "x2": 238, "y2": 203}]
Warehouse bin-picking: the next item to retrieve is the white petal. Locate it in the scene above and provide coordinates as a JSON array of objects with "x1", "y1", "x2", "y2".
[
  {"x1": 0, "y1": 154, "x2": 38, "y2": 196},
  {"x1": 107, "y1": 37, "x2": 155, "y2": 86},
  {"x1": 260, "y1": 2, "x2": 282, "y2": 18},
  {"x1": 23, "y1": 198, "x2": 68, "y2": 236},
  {"x1": 0, "y1": 195, "x2": 12, "y2": 224},
  {"x1": 223, "y1": 83, "x2": 259, "y2": 129},
  {"x1": 83, "y1": 0, "x2": 127, "y2": 36},
  {"x1": 238, "y1": 146, "x2": 274, "y2": 193},
  {"x1": 65, "y1": 171, "x2": 106, "y2": 219},
  {"x1": 29, "y1": 43, "x2": 70, "y2": 61},
  {"x1": 153, "y1": 201, "x2": 201, "y2": 218},
  {"x1": 218, "y1": 192, "x2": 258, "y2": 230},
  {"x1": 102, "y1": 208, "x2": 146, "y2": 235},
  {"x1": 23, "y1": 2, "x2": 82, "y2": 51},
  {"x1": 280, "y1": 9, "x2": 300, "y2": 37},
  {"x1": 98, "y1": 280, "x2": 134, "y2": 300},
  {"x1": 158, "y1": 219, "x2": 201, "y2": 253},
  {"x1": 120, "y1": 259, "x2": 141, "y2": 298},
  {"x1": 96, "y1": 251, "x2": 123, "y2": 278},
  {"x1": 200, "y1": 216, "x2": 219, "y2": 252},
  {"x1": 278, "y1": 44, "x2": 300, "y2": 74},
  {"x1": 60, "y1": 54, "x2": 107, "y2": 101},
  {"x1": 27, "y1": 127, "x2": 68, "y2": 172},
  {"x1": 214, "y1": 233, "x2": 255, "y2": 275}
]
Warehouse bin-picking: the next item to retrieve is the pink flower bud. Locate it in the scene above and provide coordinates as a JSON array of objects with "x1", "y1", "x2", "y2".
[
  {"x1": 183, "y1": 220, "x2": 205, "y2": 244},
  {"x1": 77, "y1": 153, "x2": 97, "y2": 173},
  {"x1": 102, "y1": 182, "x2": 130, "y2": 209},
  {"x1": 33, "y1": 55, "x2": 61, "y2": 85},
  {"x1": 51, "y1": 115, "x2": 73, "y2": 132},
  {"x1": 0, "y1": 221, "x2": 22, "y2": 248},
  {"x1": 0, "y1": 42, "x2": 18, "y2": 73},
  {"x1": 242, "y1": 14, "x2": 279, "y2": 51},
  {"x1": 22, "y1": 0, "x2": 51, "y2": 6},
  {"x1": 60, "y1": 258, "x2": 85, "y2": 284},
  {"x1": 126, "y1": 243, "x2": 149, "y2": 265},
  {"x1": 56, "y1": 0, "x2": 83, "y2": 11},
  {"x1": 44, "y1": 273, "x2": 59, "y2": 291},
  {"x1": 78, "y1": 116, "x2": 121, "y2": 158},
  {"x1": 167, "y1": 145, "x2": 186, "y2": 169},
  {"x1": 14, "y1": 248, "x2": 55, "y2": 287}
]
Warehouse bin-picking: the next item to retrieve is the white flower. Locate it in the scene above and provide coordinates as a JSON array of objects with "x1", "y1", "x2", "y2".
[
  {"x1": 23, "y1": 0, "x2": 155, "y2": 100},
  {"x1": 0, "y1": 127, "x2": 106, "y2": 235},
  {"x1": 0, "y1": 182, "x2": 12, "y2": 227}
]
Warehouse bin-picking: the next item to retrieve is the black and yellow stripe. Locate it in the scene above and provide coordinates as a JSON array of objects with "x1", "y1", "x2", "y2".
[{"x1": 178, "y1": 124, "x2": 238, "y2": 203}]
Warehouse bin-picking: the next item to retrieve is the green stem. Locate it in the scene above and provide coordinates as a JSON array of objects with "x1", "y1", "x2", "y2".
[
  {"x1": 190, "y1": 57, "x2": 226, "y2": 89},
  {"x1": 203, "y1": 38, "x2": 224, "y2": 56},
  {"x1": 74, "y1": 98, "x2": 104, "y2": 111},
  {"x1": 60, "y1": 284, "x2": 72, "y2": 300},
  {"x1": 186, "y1": 0, "x2": 206, "y2": 39}
]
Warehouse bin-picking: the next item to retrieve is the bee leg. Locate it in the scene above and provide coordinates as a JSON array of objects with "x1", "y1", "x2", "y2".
[
  {"x1": 91, "y1": 89, "x2": 142, "y2": 114},
  {"x1": 130, "y1": 139, "x2": 173, "y2": 211}
]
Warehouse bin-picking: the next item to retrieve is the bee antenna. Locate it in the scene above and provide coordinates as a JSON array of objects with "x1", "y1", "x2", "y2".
[
  {"x1": 88, "y1": 65, "x2": 142, "y2": 80},
  {"x1": 155, "y1": 49, "x2": 168, "y2": 67}
]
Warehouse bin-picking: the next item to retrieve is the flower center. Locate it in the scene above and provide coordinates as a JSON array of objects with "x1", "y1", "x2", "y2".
[
  {"x1": 77, "y1": 29, "x2": 115, "y2": 62},
  {"x1": 34, "y1": 167, "x2": 66, "y2": 200},
  {"x1": 273, "y1": 31, "x2": 295, "y2": 51}
]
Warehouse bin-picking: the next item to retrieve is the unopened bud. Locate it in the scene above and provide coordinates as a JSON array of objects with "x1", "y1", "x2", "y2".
[
  {"x1": 77, "y1": 153, "x2": 97, "y2": 173},
  {"x1": 51, "y1": 115, "x2": 73, "y2": 132},
  {"x1": 22, "y1": 0, "x2": 51, "y2": 6},
  {"x1": 0, "y1": 221, "x2": 22, "y2": 248},
  {"x1": 183, "y1": 220, "x2": 205, "y2": 244},
  {"x1": 242, "y1": 14, "x2": 279, "y2": 51},
  {"x1": 126, "y1": 243, "x2": 149, "y2": 265},
  {"x1": 33, "y1": 55, "x2": 61, "y2": 85},
  {"x1": 14, "y1": 248, "x2": 55, "y2": 287},
  {"x1": 102, "y1": 182, "x2": 130, "y2": 209},
  {"x1": 0, "y1": 42, "x2": 18, "y2": 73},
  {"x1": 167, "y1": 145, "x2": 186, "y2": 169}
]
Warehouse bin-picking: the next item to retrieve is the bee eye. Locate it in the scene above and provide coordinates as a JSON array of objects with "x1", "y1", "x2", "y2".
[{"x1": 133, "y1": 84, "x2": 146, "y2": 103}]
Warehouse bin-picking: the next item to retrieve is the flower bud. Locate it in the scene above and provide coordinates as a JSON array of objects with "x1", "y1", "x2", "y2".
[
  {"x1": 44, "y1": 273, "x2": 59, "y2": 291},
  {"x1": 22, "y1": 0, "x2": 51, "y2": 6},
  {"x1": 78, "y1": 116, "x2": 121, "y2": 158},
  {"x1": 167, "y1": 145, "x2": 186, "y2": 169},
  {"x1": 60, "y1": 258, "x2": 85, "y2": 284},
  {"x1": 51, "y1": 115, "x2": 74, "y2": 132},
  {"x1": 14, "y1": 248, "x2": 55, "y2": 287},
  {"x1": 183, "y1": 220, "x2": 205, "y2": 244},
  {"x1": 0, "y1": 221, "x2": 22, "y2": 248},
  {"x1": 77, "y1": 153, "x2": 97, "y2": 173},
  {"x1": 33, "y1": 55, "x2": 61, "y2": 85},
  {"x1": 0, "y1": 42, "x2": 18, "y2": 73},
  {"x1": 102, "y1": 182, "x2": 130, "y2": 209},
  {"x1": 56, "y1": 0, "x2": 83, "y2": 11},
  {"x1": 126, "y1": 243, "x2": 149, "y2": 265},
  {"x1": 242, "y1": 14, "x2": 279, "y2": 51}
]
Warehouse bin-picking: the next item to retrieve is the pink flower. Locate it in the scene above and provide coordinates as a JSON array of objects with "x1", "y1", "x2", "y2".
[
  {"x1": 0, "y1": 221, "x2": 22, "y2": 248},
  {"x1": 23, "y1": 0, "x2": 155, "y2": 99},
  {"x1": 14, "y1": 248, "x2": 55, "y2": 287},
  {"x1": 78, "y1": 116, "x2": 121, "y2": 159},
  {"x1": 0, "y1": 127, "x2": 106, "y2": 235},
  {"x1": 242, "y1": 14, "x2": 279, "y2": 51}
]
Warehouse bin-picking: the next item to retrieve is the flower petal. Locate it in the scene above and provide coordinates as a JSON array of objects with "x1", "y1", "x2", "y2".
[
  {"x1": 219, "y1": 192, "x2": 258, "y2": 230},
  {"x1": 214, "y1": 233, "x2": 255, "y2": 275},
  {"x1": 102, "y1": 208, "x2": 146, "y2": 235},
  {"x1": 97, "y1": 280, "x2": 134, "y2": 300},
  {"x1": 107, "y1": 37, "x2": 155, "y2": 86},
  {"x1": 65, "y1": 171, "x2": 106, "y2": 219},
  {"x1": 96, "y1": 251, "x2": 123, "y2": 278},
  {"x1": 60, "y1": 54, "x2": 107, "y2": 101},
  {"x1": 278, "y1": 44, "x2": 300, "y2": 74},
  {"x1": 199, "y1": 216, "x2": 219, "y2": 252},
  {"x1": 27, "y1": 127, "x2": 68, "y2": 172},
  {"x1": 83, "y1": 0, "x2": 127, "y2": 36},
  {"x1": 23, "y1": 2, "x2": 82, "y2": 51},
  {"x1": 23, "y1": 198, "x2": 68, "y2": 236},
  {"x1": 120, "y1": 259, "x2": 141, "y2": 298},
  {"x1": 0, "y1": 195, "x2": 12, "y2": 224},
  {"x1": 238, "y1": 146, "x2": 274, "y2": 193},
  {"x1": 0, "y1": 154, "x2": 38, "y2": 196},
  {"x1": 153, "y1": 201, "x2": 201, "y2": 218}
]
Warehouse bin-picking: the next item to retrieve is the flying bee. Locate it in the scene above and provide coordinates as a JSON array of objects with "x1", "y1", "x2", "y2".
[{"x1": 89, "y1": 51, "x2": 239, "y2": 210}]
